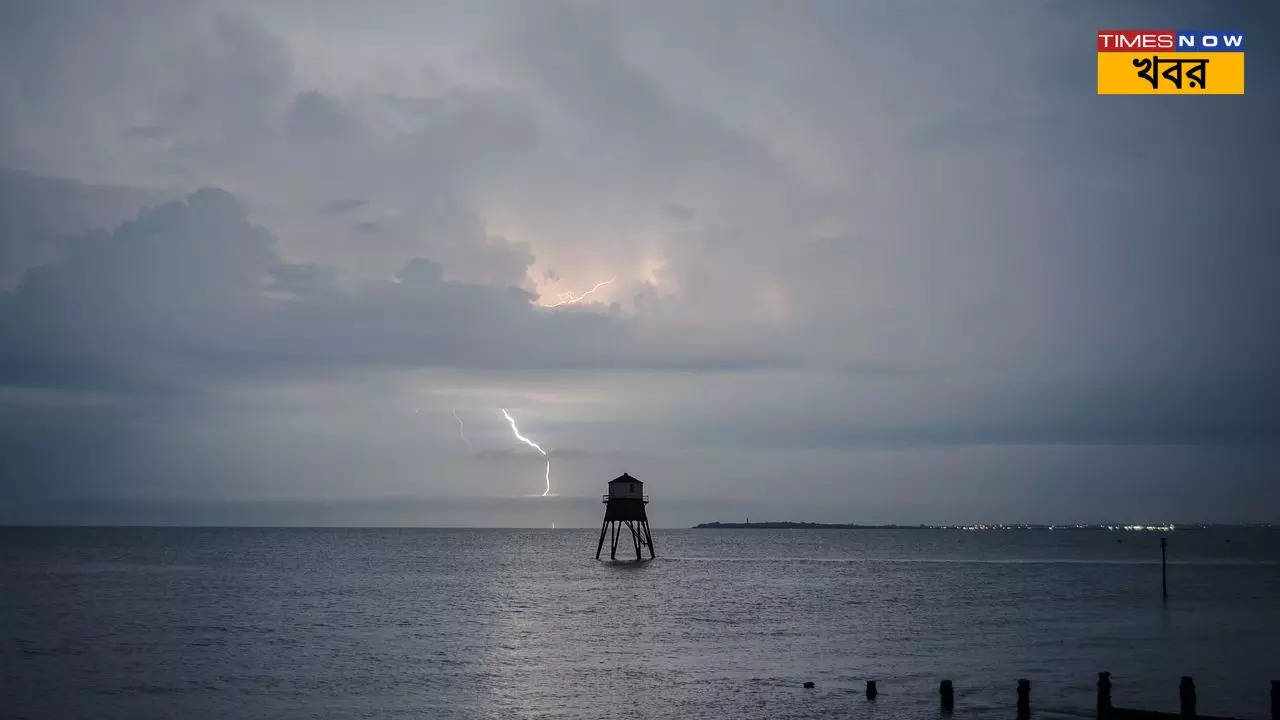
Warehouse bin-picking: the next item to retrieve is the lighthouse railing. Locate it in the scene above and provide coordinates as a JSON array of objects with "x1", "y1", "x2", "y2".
[{"x1": 602, "y1": 494, "x2": 649, "y2": 503}]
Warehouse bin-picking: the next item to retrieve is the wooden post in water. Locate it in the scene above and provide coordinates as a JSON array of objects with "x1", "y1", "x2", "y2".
[
  {"x1": 1161, "y1": 537, "x2": 1168, "y2": 600},
  {"x1": 865, "y1": 680, "x2": 878, "y2": 700},
  {"x1": 1016, "y1": 679, "x2": 1031, "y2": 719},
  {"x1": 939, "y1": 679, "x2": 954, "y2": 713},
  {"x1": 1179, "y1": 676, "x2": 1196, "y2": 718},
  {"x1": 1097, "y1": 671, "x2": 1112, "y2": 719}
]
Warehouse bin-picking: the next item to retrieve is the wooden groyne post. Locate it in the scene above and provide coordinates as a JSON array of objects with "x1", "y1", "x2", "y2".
[
  {"x1": 1098, "y1": 671, "x2": 1113, "y2": 717},
  {"x1": 939, "y1": 679, "x2": 954, "y2": 712},
  {"x1": 792, "y1": 674, "x2": 1273, "y2": 717},
  {"x1": 793, "y1": 673, "x2": 1275, "y2": 717},
  {"x1": 1161, "y1": 536, "x2": 1169, "y2": 600},
  {"x1": 1180, "y1": 676, "x2": 1196, "y2": 718},
  {"x1": 1100, "y1": 672, "x2": 1263, "y2": 720},
  {"x1": 904, "y1": 673, "x2": 1274, "y2": 719}
]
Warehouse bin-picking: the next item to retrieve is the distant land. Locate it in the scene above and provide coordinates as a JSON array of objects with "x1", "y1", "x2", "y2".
[
  {"x1": 689, "y1": 522, "x2": 1274, "y2": 530},
  {"x1": 695, "y1": 522, "x2": 933, "y2": 529}
]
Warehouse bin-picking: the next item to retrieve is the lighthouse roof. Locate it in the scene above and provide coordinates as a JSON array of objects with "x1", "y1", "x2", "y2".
[{"x1": 609, "y1": 472, "x2": 641, "y2": 485}]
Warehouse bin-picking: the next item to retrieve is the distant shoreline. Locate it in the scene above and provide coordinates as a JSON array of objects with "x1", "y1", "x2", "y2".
[
  {"x1": 694, "y1": 522, "x2": 934, "y2": 529},
  {"x1": 691, "y1": 522, "x2": 1273, "y2": 530}
]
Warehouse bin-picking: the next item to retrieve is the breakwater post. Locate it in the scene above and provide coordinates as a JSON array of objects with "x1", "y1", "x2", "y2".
[
  {"x1": 902, "y1": 673, "x2": 1277, "y2": 717},
  {"x1": 1098, "y1": 671, "x2": 1113, "y2": 718},
  {"x1": 1179, "y1": 676, "x2": 1197, "y2": 718},
  {"x1": 909, "y1": 673, "x2": 1277, "y2": 718},
  {"x1": 865, "y1": 680, "x2": 878, "y2": 700},
  {"x1": 1162, "y1": 536, "x2": 1169, "y2": 600}
]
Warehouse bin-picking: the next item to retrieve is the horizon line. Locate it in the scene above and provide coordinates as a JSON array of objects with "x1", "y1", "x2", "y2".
[{"x1": 2, "y1": 522, "x2": 1276, "y2": 530}]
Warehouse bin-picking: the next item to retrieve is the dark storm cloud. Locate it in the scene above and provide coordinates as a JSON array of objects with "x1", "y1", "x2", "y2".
[
  {"x1": 0, "y1": 2, "x2": 291, "y2": 183},
  {"x1": 0, "y1": 189, "x2": 793, "y2": 393},
  {"x1": 0, "y1": 2, "x2": 547, "y2": 283},
  {"x1": 0, "y1": 169, "x2": 169, "y2": 289}
]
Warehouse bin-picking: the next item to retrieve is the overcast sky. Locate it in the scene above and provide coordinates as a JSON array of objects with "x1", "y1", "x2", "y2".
[{"x1": 1, "y1": 1, "x2": 1276, "y2": 526}]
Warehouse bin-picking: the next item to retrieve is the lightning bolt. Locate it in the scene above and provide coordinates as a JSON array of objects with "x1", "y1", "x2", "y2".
[
  {"x1": 452, "y1": 409, "x2": 473, "y2": 451},
  {"x1": 541, "y1": 277, "x2": 616, "y2": 308},
  {"x1": 501, "y1": 408, "x2": 551, "y2": 496}
]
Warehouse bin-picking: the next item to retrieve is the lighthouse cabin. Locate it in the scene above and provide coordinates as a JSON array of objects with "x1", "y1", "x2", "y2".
[{"x1": 607, "y1": 472, "x2": 645, "y2": 500}]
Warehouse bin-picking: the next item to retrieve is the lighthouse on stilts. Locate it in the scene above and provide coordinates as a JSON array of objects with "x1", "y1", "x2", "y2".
[{"x1": 596, "y1": 473, "x2": 655, "y2": 561}]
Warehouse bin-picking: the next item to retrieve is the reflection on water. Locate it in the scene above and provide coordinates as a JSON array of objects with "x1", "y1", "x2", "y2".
[{"x1": 2, "y1": 527, "x2": 1277, "y2": 719}]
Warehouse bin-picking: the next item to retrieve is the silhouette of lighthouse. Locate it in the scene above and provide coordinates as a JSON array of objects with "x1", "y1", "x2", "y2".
[{"x1": 595, "y1": 472, "x2": 655, "y2": 560}]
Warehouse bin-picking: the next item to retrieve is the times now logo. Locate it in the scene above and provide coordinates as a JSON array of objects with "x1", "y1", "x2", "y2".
[
  {"x1": 1098, "y1": 30, "x2": 1174, "y2": 50},
  {"x1": 1097, "y1": 30, "x2": 1245, "y2": 51}
]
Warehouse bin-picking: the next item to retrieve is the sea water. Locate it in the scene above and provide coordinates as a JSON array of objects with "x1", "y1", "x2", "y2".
[{"x1": 3, "y1": 527, "x2": 1277, "y2": 719}]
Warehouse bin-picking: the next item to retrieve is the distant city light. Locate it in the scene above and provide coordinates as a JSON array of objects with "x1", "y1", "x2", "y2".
[{"x1": 945, "y1": 523, "x2": 1177, "y2": 532}]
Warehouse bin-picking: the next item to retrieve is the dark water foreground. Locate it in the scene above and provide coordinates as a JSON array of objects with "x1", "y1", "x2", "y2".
[{"x1": 2, "y1": 527, "x2": 1277, "y2": 719}]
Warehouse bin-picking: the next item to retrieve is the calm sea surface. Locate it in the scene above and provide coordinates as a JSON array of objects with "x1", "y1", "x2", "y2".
[{"x1": 2, "y1": 527, "x2": 1278, "y2": 719}]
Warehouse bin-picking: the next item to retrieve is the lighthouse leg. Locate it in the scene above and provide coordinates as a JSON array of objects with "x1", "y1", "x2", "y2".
[
  {"x1": 642, "y1": 520, "x2": 655, "y2": 559},
  {"x1": 610, "y1": 521, "x2": 619, "y2": 559},
  {"x1": 595, "y1": 518, "x2": 608, "y2": 559},
  {"x1": 629, "y1": 521, "x2": 641, "y2": 560}
]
